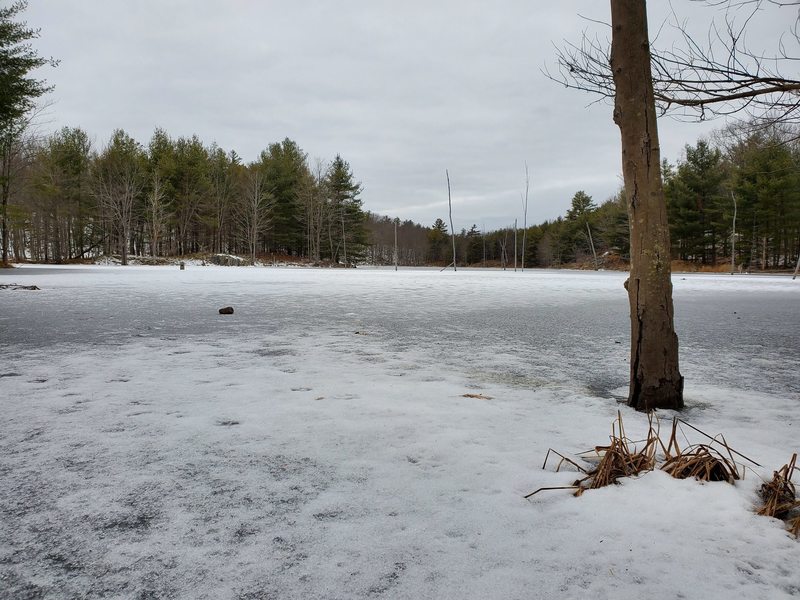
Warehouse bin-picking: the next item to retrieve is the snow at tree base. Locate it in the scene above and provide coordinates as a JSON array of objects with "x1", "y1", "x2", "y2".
[{"x1": 1, "y1": 265, "x2": 798, "y2": 599}]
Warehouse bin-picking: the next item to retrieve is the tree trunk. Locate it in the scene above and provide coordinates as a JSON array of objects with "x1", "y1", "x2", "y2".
[
  {"x1": 121, "y1": 226, "x2": 128, "y2": 266},
  {"x1": 1, "y1": 141, "x2": 11, "y2": 266},
  {"x1": 730, "y1": 192, "x2": 737, "y2": 274},
  {"x1": 586, "y1": 221, "x2": 599, "y2": 270},
  {"x1": 1, "y1": 182, "x2": 8, "y2": 265},
  {"x1": 446, "y1": 170, "x2": 456, "y2": 271},
  {"x1": 611, "y1": 0, "x2": 683, "y2": 411},
  {"x1": 341, "y1": 207, "x2": 347, "y2": 266}
]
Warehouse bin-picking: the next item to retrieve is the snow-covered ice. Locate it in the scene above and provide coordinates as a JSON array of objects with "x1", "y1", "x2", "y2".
[{"x1": 1, "y1": 265, "x2": 798, "y2": 599}]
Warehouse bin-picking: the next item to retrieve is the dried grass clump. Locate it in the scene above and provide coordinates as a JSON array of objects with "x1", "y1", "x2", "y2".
[
  {"x1": 527, "y1": 412, "x2": 659, "y2": 498},
  {"x1": 527, "y1": 414, "x2": 798, "y2": 541},
  {"x1": 577, "y1": 414, "x2": 659, "y2": 495},
  {"x1": 757, "y1": 454, "x2": 800, "y2": 536},
  {"x1": 527, "y1": 414, "x2": 752, "y2": 499},
  {"x1": 789, "y1": 516, "x2": 800, "y2": 537},
  {"x1": 758, "y1": 454, "x2": 797, "y2": 518},
  {"x1": 661, "y1": 445, "x2": 740, "y2": 483},
  {"x1": 658, "y1": 418, "x2": 745, "y2": 483}
]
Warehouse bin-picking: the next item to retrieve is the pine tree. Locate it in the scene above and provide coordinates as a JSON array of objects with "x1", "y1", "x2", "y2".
[
  {"x1": 260, "y1": 138, "x2": 310, "y2": 256},
  {"x1": 325, "y1": 154, "x2": 366, "y2": 265},
  {"x1": 465, "y1": 224, "x2": 483, "y2": 265},
  {"x1": 1, "y1": 0, "x2": 57, "y2": 265},
  {"x1": 428, "y1": 218, "x2": 449, "y2": 262},
  {"x1": 664, "y1": 140, "x2": 726, "y2": 264}
]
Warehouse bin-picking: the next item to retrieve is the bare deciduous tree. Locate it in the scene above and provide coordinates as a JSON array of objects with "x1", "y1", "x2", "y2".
[
  {"x1": 552, "y1": 1, "x2": 800, "y2": 128},
  {"x1": 208, "y1": 147, "x2": 236, "y2": 254},
  {"x1": 235, "y1": 166, "x2": 273, "y2": 265},
  {"x1": 146, "y1": 172, "x2": 168, "y2": 257},
  {"x1": 552, "y1": 0, "x2": 800, "y2": 410},
  {"x1": 612, "y1": 0, "x2": 684, "y2": 410},
  {"x1": 302, "y1": 159, "x2": 327, "y2": 262},
  {"x1": 93, "y1": 131, "x2": 144, "y2": 266}
]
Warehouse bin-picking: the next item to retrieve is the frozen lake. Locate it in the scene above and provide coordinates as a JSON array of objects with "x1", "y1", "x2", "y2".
[
  {"x1": 1, "y1": 265, "x2": 799, "y2": 599},
  {"x1": 3, "y1": 266, "x2": 797, "y2": 398}
]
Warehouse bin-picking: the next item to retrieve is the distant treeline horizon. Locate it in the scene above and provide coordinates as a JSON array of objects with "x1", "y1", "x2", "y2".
[{"x1": 5, "y1": 122, "x2": 799, "y2": 270}]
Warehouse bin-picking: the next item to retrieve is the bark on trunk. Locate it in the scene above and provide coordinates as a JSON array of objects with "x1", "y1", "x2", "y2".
[
  {"x1": 1, "y1": 143, "x2": 10, "y2": 266},
  {"x1": 1, "y1": 185, "x2": 8, "y2": 265},
  {"x1": 611, "y1": 0, "x2": 684, "y2": 411}
]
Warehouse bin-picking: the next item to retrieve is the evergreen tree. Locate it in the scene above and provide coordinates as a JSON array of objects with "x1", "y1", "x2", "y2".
[
  {"x1": 565, "y1": 190, "x2": 598, "y2": 263},
  {"x1": 428, "y1": 218, "x2": 448, "y2": 262},
  {"x1": 729, "y1": 130, "x2": 800, "y2": 269},
  {"x1": 145, "y1": 128, "x2": 177, "y2": 256},
  {"x1": 31, "y1": 127, "x2": 94, "y2": 262},
  {"x1": 465, "y1": 224, "x2": 483, "y2": 265},
  {"x1": 664, "y1": 140, "x2": 727, "y2": 263},
  {"x1": 260, "y1": 138, "x2": 309, "y2": 255},
  {"x1": 206, "y1": 144, "x2": 237, "y2": 254},
  {"x1": 1, "y1": 0, "x2": 57, "y2": 265},
  {"x1": 325, "y1": 155, "x2": 366, "y2": 265},
  {"x1": 566, "y1": 190, "x2": 596, "y2": 221},
  {"x1": 172, "y1": 135, "x2": 209, "y2": 255},
  {"x1": 593, "y1": 191, "x2": 629, "y2": 257}
]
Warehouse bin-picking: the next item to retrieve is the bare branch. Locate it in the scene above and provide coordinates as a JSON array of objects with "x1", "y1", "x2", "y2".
[{"x1": 549, "y1": 1, "x2": 800, "y2": 127}]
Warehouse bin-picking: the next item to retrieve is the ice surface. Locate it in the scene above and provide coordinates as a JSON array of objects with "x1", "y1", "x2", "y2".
[{"x1": 1, "y1": 265, "x2": 798, "y2": 599}]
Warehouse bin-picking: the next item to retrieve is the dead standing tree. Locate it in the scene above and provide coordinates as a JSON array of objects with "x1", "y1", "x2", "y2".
[
  {"x1": 552, "y1": 0, "x2": 800, "y2": 411},
  {"x1": 521, "y1": 162, "x2": 529, "y2": 272},
  {"x1": 446, "y1": 169, "x2": 457, "y2": 271}
]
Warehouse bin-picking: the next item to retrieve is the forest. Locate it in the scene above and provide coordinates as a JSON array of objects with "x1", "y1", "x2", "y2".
[
  {"x1": 4, "y1": 128, "x2": 373, "y2": 266},
  {"x1": 4, "y1": 123, "x2": 798, "y2": 270}
]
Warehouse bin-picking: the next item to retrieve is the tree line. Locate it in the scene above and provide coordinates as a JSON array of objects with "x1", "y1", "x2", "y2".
[
  {"x1": 7, "y1": 122, "x2": 798, "y2": 270},
  {"x1": 664, "y1": 126, "x2": 800, "y2": 270},
  {"x1": 3, "y1": 1, "x2": 797, "y2": 272},
  {"x1": 6, "y1": 127, "x2": 369, "y2": 265},
  {"x1": 418, "y1": 126, "x2": 800, "y2": 271}
]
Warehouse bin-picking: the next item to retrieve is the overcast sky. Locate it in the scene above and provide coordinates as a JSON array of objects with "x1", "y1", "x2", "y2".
[{"x1": 24, "y1": 1, "x2": 791, "y2": 232}]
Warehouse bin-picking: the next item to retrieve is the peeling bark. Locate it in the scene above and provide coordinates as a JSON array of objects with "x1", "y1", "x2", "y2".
[{"x1": 611, "y1": 0, "x2": 684, "y2": 411}]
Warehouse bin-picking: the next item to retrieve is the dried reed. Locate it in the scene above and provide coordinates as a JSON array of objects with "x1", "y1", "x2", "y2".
[
  {"x1": 527, "y1": 414, "x2": 798, "y2": 544},
  {"x1": 661, "y1": 445, "x2": 740, "y2": 483},
  {"x1": 532, "y1": 412, "x2": 659, "y2": 497},
  {"x1": 758, "y1": 454, "x2": 797, "y2": 518},
  {"x1": 757, "y1": 454, "x2": 800, "y2": 536},
  {"x1": 789, "y1": 516, "x2": 800, "y2": 537}
]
